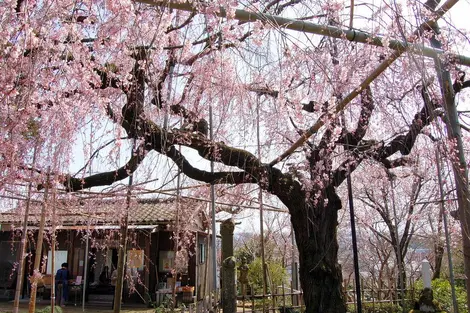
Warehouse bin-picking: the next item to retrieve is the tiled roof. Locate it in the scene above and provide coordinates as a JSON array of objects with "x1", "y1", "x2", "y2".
[{"x1": 0, "y1": 198, "x2": 202, "y2": 227}]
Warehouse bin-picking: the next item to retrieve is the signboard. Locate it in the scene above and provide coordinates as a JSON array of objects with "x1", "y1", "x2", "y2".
[
  {"x1": 159, "y1": 251, "x2": 174, "y2": 272},
  {"x1": 127, "y1": 250, "x2": 144, "y2": 270}
]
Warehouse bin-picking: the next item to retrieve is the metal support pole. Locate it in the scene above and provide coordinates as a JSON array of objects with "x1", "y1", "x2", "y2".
[
  {"x1": 82, "y1": 223, "x2": 89, "y2": 312},
  {"x1": 346, "y1": 174, "x2": 362, "y2": 313},
  {"x1": 82, "y1": 122, "x2": 94, "y2": 312},
  {"x1": 209, "y1": 105, "x2": 218, "y2": 304},
  {"x1": 290, "y1": 224, "x2": 298, "y2": 306},
  {"x1": 256, "y1": 99, "x2": 268, "y2": 298},
  {"x1": 436, "y1": 147, "x2": 459, "y2": 313},
  {"x1": 171, "y1": 148, "x2": 182, "y2": 307},
  {"x1": 50, "y1": 189, "x2": 57, "y2": 312},
  {"x1": 195, "y1": 231, "x2": 199, "y2": 301}
]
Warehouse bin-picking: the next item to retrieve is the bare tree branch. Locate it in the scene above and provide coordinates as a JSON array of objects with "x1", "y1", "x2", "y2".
[
  {"x1": 166, "y1": 146, "x2": 256, "y2": 185},
  {"x1": 62, "y1": 145, "x2": 146, "y2": 191},
  {"x1": 377, "y1": 83, "x2": 440, "y2": 158}
]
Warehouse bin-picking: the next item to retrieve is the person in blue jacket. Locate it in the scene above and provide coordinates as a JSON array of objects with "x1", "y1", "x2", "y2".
[{"x1": 55, "y1": 263, "x2": 70, "y2": 306}]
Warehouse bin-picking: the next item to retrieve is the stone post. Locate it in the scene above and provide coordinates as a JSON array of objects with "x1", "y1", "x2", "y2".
[
  {"x1": 221, "y1": 219, "x2": 236, "y2": 313},
  {"x1": 422, "y1": 259, "x2": 432, "y2": 289}
]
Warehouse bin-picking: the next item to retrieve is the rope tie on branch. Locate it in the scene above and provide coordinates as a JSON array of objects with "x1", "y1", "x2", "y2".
[{"x1": 349, "y1": 29, "x2": 356, "y2": 41}]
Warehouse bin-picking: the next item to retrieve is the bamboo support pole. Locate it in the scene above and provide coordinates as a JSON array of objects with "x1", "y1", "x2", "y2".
[
  {"x1": 134, "y1": 1, "x2": 470, "y2": 67},
  {"x1": 436, "y1": 147, "x2": 459, "y2": 313},
  {"x1": 50, "y1": 190, "x2": 56, "y2": 313},
  {"x1": 113, "y1": 142, "x2": 135, "y2": 313},
  {"x1": 429, "y1": 12, "x2": 470, "y2": 308},
  {"x1": 28, "y1": 171, "x2": 50, "y2": 313},
  {"x1": 13, "y1": 146, "x2": 38, "y2": 313}
]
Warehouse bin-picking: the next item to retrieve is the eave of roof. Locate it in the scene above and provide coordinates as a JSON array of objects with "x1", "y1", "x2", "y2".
[{"x1": 0, "y1": 198, "x2": 181, "y2": 227}]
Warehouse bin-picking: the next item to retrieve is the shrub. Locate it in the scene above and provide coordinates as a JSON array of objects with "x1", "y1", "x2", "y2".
[
  {"x1": 36, "y1": 306, "x2": 63, "y2": 313},
  {"x1": 347, "y1": 302, "x2": 401, "y2": 313},
  {"x1": 414, "y1": 279, "x2": 467, "y2": 313},
  {"x1": 248, "y1": 257, "x2": 288, "y2": 295},
  {"x1": 278, "y1": 305, "x2": 300, "y2": 313}
]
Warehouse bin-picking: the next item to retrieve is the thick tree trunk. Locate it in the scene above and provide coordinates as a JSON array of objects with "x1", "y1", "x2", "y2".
[{"x1": 287, "y1": 186, "x2": 346, "y2": 313}]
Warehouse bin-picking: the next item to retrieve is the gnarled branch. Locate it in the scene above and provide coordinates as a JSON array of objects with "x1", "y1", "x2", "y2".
[
  {"x1": 63, "y1": 145, "x2": 146, "y2": 191},
  {"x1": 166, "y1": 146, "x2": 256, "y2": 185}
]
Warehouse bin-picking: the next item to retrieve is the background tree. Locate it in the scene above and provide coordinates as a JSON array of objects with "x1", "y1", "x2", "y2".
[
  {"x1": 235, "y1": 211, "x2": 293, "y2": 266},
  {"x1": 355, "y1": 164, "x2": 434, "y2": 293}
]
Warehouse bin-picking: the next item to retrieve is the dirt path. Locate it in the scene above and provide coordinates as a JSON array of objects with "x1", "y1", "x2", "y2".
[{"x1": 0, "y1": 302, "x2": 154, "y2": 313}]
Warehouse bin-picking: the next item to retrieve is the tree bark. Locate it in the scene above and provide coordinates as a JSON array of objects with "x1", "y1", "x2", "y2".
[{"x1": 287, "y1": 186, "x2": 346, "y2": 313}]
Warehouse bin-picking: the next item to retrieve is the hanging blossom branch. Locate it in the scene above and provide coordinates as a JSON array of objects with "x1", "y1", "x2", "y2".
[
  {"x1": 31, "y1": 1, "x2": 466, "y2": 211},
  {"x1": 28, "y1": 44, "x2": 457, "y2": 205},
  {"x1": 72, "y1": 137, "x2": 129, "y2": 177},
  {"x1": 267, "y1": 0, "x2": 463, "y2": 167},
  {"x1": 62, "y1": 56, "x2": 444, "y2": 203},
  {"x1": 41, "y1": 46, "x2": 301, "y2": 198}
]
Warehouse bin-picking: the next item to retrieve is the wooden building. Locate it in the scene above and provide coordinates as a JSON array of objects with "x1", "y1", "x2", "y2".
[{"x1": 0, "y1": 198, "x2": 214, "y2": 305}]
